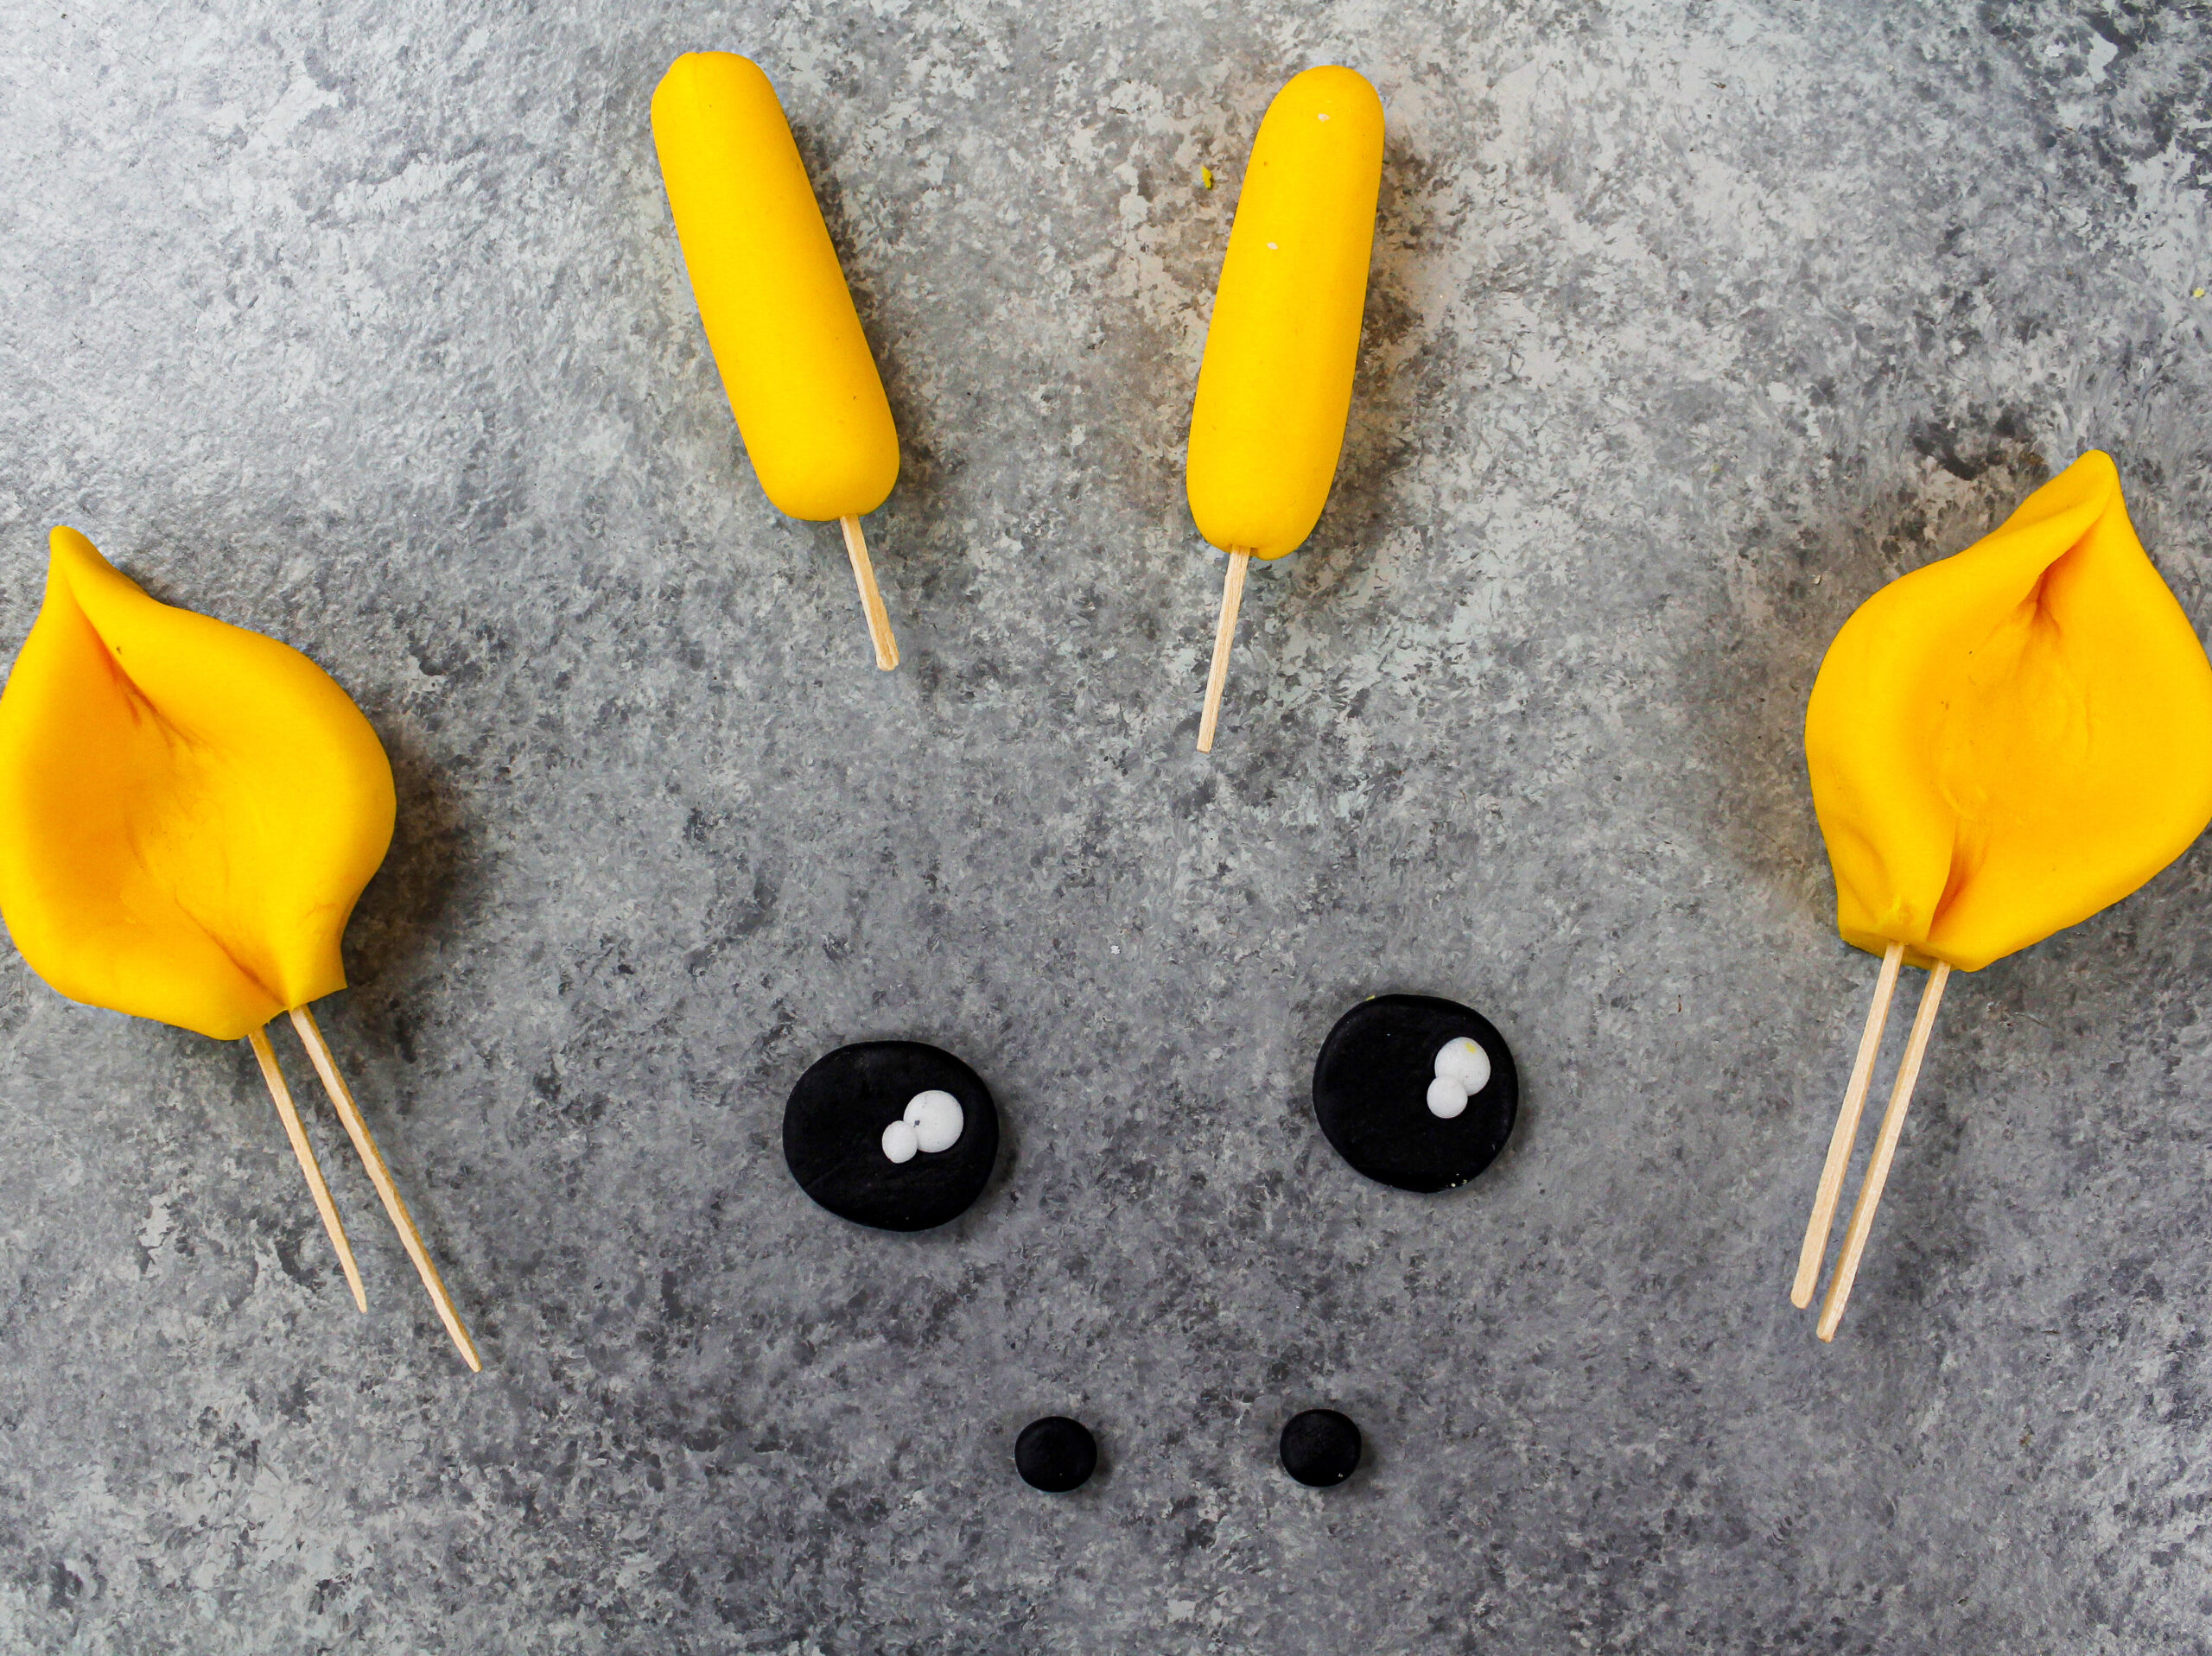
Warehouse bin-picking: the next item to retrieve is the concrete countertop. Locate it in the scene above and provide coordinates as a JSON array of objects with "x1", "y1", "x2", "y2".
[{"x1": 1, "y1": 2, "x2": 2209, "y2": 1650}]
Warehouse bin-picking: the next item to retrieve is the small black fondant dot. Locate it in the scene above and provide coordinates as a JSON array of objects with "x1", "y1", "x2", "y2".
[
  {"x1": 1312, "y1": 993, "x2": 1518, "y2": 1193},
  {"x1": 1279, "y1": 1408, "x2": 1362, "y2": 1488},
  {"x1": 783, "y1": 1041, "x2": 1000, "y2": 1232},
  {"x1": 1015, "y1": 1416, "x2": 1097, "y2": 1493}
]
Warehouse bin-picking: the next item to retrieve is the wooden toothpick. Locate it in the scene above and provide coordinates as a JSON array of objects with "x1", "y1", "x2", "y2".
[
  {"x1": 1817, "y1": 960, "x2": 1950, "y2": 1342},
  {"x1": 840, "y1": 515, "x2": 899, "y2": 671},
  {"x1": 287, "y1": 1006, "x2": 481, "y2": 1372},
  {"x1": 1792, "y1": 941, "x2": 1905, "y2": 1307},
  {"x1": 1197, "y1": 549, "x2": 1250, "y2": 753},
  {"x1": 245, "y1": 1025, "x2": 366, "y2": 1312}
]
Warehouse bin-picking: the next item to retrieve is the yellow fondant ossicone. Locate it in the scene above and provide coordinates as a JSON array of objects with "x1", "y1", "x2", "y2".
[
  {"x1": 0, "y1": 529, "x2": 395, "y2": 1039},
  {"x1": 1807, "y1": 451, "x2": 2212, "y2": 972}
]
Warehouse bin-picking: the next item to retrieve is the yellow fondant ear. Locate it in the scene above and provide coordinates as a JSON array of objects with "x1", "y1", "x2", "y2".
[
  {"x1": 0, "y1": 528, "x2": 396, "y2": 1038},
  {"x1": 1807, "y1": 451, "x2": 2212, "y2": 971}
]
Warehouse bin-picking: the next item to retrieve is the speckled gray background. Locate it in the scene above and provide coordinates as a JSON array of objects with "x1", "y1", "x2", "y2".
[{"x1": 1, "y1": 0, "x2": 2209, "y2": 1650}]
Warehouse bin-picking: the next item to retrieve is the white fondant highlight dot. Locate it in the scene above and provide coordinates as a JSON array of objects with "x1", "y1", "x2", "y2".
[
  {"x1": 1317, "y1": 111, "x2": 1331, "y2": 120},
  {"x1": 1434, "y1": 1037, "x2": 1491, "y2": 1094},
  {"x1": 1427, "y1": 1076, "x2": 1470, "y2": 1120},
  {"x1": 903, "y1": 1090, "x2": 963, "y2": 1154},
  {"x1": 882, "y1": 1120, "x2": 920, "y2": 1164}
]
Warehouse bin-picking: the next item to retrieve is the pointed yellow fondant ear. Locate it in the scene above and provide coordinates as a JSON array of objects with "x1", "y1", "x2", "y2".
[
  {"x1": 0, "y1": 528, "x2": 395, "y2": 1038},
  {"x1": 1807, "y1": 451, "x2": 2212, "y2": 971}
]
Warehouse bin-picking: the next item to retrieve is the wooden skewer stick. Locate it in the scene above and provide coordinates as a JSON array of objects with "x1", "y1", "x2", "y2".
[
  {"x1": 287, "y1": 1006, "x2": 481, "y2": 1372},
  {"x1": 246, "y1": 1025, "x2": 367, "y2": 1312},
  {"x1": 1197, "y1": 549, "x2": 1251, "y2": 754},
  {"x1": 1791, "y1": 941, "x2": 1906, "y2": 1308},
  {"x1": 840, "y1": 515, "x2": 899, "y2": 672},
  {"x1": 1817, "y1": 960, "x2": 1950, "y2": 1342}
]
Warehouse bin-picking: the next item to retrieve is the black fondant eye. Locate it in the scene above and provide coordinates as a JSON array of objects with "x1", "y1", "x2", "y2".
[
  {"x1": 1015, "y1": 1416, "x2": 1098, "y2": 1492},
  {"x1": 1279, "y1": 1408, "x2": 1362, "y2": 1487},
  {"x1": 1313, "y1": 993, "x2": 1517, "y2": 1192},
  {"x1": 783, "y1": 1041, "x2": 1000, "y2": 1231}
]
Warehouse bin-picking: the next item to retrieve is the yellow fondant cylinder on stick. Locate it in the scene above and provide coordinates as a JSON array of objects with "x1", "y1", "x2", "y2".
[
  {"x1": 651, "y1": 51, "x2": 899, "y2": 523},
  {"x1": 1186, "y1": 65, "x2": 1384, "y2": 561}
]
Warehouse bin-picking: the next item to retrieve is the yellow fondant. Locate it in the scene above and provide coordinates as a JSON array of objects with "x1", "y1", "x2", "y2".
[
  {"x1": 1807, "y1": 451, "x2": 2212, "y2": 972},
  {"x1": 0, "y1": 529, "x2": 395, "y2": 1039},
  {"x1": 652, "y1": 51, "x2": 900, "y2": 523},
  {"x1": 1186, "y1": 66, "x2": 1384, "y2": 561}
]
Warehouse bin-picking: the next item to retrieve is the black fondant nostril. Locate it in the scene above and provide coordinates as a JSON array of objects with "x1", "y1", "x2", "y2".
[
  {"x1": 1015, "y1": 1416, "x2": 1098, "y2": 1492},
  {"x1": 1279, "y1": 1408, "x2": 1362, "y2": 1487}
]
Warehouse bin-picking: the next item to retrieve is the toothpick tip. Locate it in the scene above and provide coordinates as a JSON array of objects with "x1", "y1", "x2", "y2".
[
  {"x1": 1196, "y1": 549, "x2": 1249, "y2": 752},
  {"x1": 842, "y1": 515, "x2": 899, "y2": 670},
  {"x1": 289, "y1": 1003, "x2": 481, "y2": 1374}
]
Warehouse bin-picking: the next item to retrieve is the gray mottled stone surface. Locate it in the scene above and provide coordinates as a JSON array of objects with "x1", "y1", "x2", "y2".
[{"x1": 1, "y1": 0, "x2": 2209, "y2": 1649}]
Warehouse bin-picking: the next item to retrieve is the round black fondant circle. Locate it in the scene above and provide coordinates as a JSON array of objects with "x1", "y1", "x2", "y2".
[
  {"x1": 1279, "y1": 1409, "x2": 1362, "y2": 1487},
  {"x1": 1015, "y1": 1416, "x2": 1097, "y2": 1492},
  {"x1": 783, "y1": 1041, "x2": 999, "y2": 1232},
  {"x1": 1313, "y1": 993, "x2": 1517, "y2": 1193}
]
